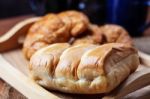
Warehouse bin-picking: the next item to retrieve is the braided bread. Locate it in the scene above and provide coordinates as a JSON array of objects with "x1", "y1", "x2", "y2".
[{"x1": 29, "y1": 43, "x2": 139, "y2": 94}]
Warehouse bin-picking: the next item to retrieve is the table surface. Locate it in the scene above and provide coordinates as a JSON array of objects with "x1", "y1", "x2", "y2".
[{"x1": 0, "y1": 14, "x2": 150, "y2": 99}]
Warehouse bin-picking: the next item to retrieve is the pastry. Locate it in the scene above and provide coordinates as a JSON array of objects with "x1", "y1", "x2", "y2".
[
  {"x1": 23, "y1": 11, "x2": 89, "y2": 60},
  {"x1": 73, "y1": 24, "x2": 133, "y2": 46},
  {"x1": 58, "y1": 10, "x2": 89, "y2": 36},
  {"x1": 99, "y1": 24, "x2": 133, "y2": 46},
  {"x1": 29, "y1": 43, "x2": 139, "y2": 94},
  {"x1": 23, "y1": 11, "x2": 133, "y2": 60},
  {"x1": 72, "y1": 24, "x2": 103, "y2": 45}
]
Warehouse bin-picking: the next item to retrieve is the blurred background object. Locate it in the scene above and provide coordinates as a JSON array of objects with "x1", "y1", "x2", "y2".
[
  {"x1": 70, "y1": 0, "x2": 106, "y2": 24},
  {"x1": 29, "y1": 0, "x2": 67, "y2": 15},
  {"x1": 0, "y1": 0, "x2": 150, "y2": 36},
  {"x1": 0, "y1": 0, "x2": 32, "y2": 18},
  {"x1": 29, "y1": 0, "x2": 106, "y2": 24}
]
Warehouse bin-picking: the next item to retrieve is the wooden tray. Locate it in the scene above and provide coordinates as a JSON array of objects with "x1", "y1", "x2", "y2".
[{"x1": 0, "y1": 18, "x2": 150, "y2": 99}]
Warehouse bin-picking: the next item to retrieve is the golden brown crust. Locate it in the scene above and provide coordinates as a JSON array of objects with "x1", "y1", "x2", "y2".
[
  {"x1": 29, "y1": 43, "x2": 70, "y2": 78},
  {"x1": 23, "y1": 11, "x2": 90, "y2": 59},
  {"x1": 55, "y1": 44, "x2": 97, "y2": 80},
  {"x1": 58, "y1": 10, "x2": 89, "y2": 36},
  {"x1": 29, "y1": 43, "x2": 139, "y2": 94},
  {"x1": 99, "y1": 24, "x2": 133, "y2": 46},
  {"x1": 73, "y1": 24, "x2": 103, "y2": 45},
  {"x1": 72, "y1": 24, "x2": 133, "y2": 46},
  {"x1": 23, "y1": 14, "x2": 71, "y2": 59}
]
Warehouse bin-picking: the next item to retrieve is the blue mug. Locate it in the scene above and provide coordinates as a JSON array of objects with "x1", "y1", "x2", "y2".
[{"x1": 106, "y1": 0, "x2": 150, "y2": 36}]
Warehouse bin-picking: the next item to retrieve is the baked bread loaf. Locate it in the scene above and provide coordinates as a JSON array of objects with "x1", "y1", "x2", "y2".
[{"x1": 29, "y1": 43, "x2": 139, "y2": 94}]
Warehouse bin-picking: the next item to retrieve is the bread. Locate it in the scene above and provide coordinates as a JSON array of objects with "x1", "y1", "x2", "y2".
[
  {"x1": 58, "y1": 10, "x2": 89, "y2": 36},
  {"x1": 99, "y1": 24, "x2": 133, "y2": 46},
  {"x1": 73, "y1": 24, "x2": 133, "y2": 46},
  {"x1": 29, "y1": 43, "x2": 139, "y2": 94},
  {"x1": 72, "y1": 24, "x2": 103, "y2": 45},
  {"x1": 23, "y1": 11, "x2": 89, "y2": 60},
  {"x1": 23, "y1": 11, "x2": 133, "y2": 60}
]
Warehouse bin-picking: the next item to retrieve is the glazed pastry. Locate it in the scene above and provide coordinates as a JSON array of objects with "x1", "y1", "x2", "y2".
[
  {"x1": 23, "y1": 11, "x2": 89, "y2": 59},
  {"x1": 29, "y1": 43, "x2": 139, "y2": 94},
  {"x1": 73, "y1": 24, "x2": 103, "y2": 45},
  {"x1": 99, "y1": 24, "x2": 133, "y2": 46},
  {"x1": 58, "y1": 10, "x2": 89, "y2": 36},
  {"x1": 73, "y1": 24, "x2": 133, "y2": 46}
]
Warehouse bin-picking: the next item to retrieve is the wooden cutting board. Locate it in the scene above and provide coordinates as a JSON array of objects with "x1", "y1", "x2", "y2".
[{"x1": 0, "y1": 17, "x2": 150, "y2": 99}]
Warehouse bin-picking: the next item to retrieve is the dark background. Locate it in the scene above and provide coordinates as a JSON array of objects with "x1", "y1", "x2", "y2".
[
  {"x1": 0, "y1": 0, "x2": 32, "y2": 19},
  {"x1": 0, "y1": 0, "x2": 150, "y2": 36}
]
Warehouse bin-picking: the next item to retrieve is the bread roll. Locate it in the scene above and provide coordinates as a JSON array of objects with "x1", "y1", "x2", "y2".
[{"x1": 29, "y1": 43, "x2": 139, "y2": 94}]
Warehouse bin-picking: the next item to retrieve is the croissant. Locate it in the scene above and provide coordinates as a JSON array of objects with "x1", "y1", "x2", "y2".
[
  {"x1": 72, "y1": 24, "x2": 103, "y2": 45},
  {"x1": 99, "y1": 24, "x2": 133, "y2": 46},
  {"x1": 29, "y1": 43, "x2": 139, "y2": 94},
  {"x1": 58, "y1": 10, "x2": 89, "y2": 36},
  {"x1": 23, "y1": 11, "x2": 90, "y2": 60},
  {"x1": 73, "y1": 24, "x2": 133, "y2": 46}
]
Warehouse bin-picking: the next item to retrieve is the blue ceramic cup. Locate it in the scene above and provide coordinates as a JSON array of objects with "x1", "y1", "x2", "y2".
[{"x1": 106, "y1": 0, "x2": 150, "y2": 36}]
